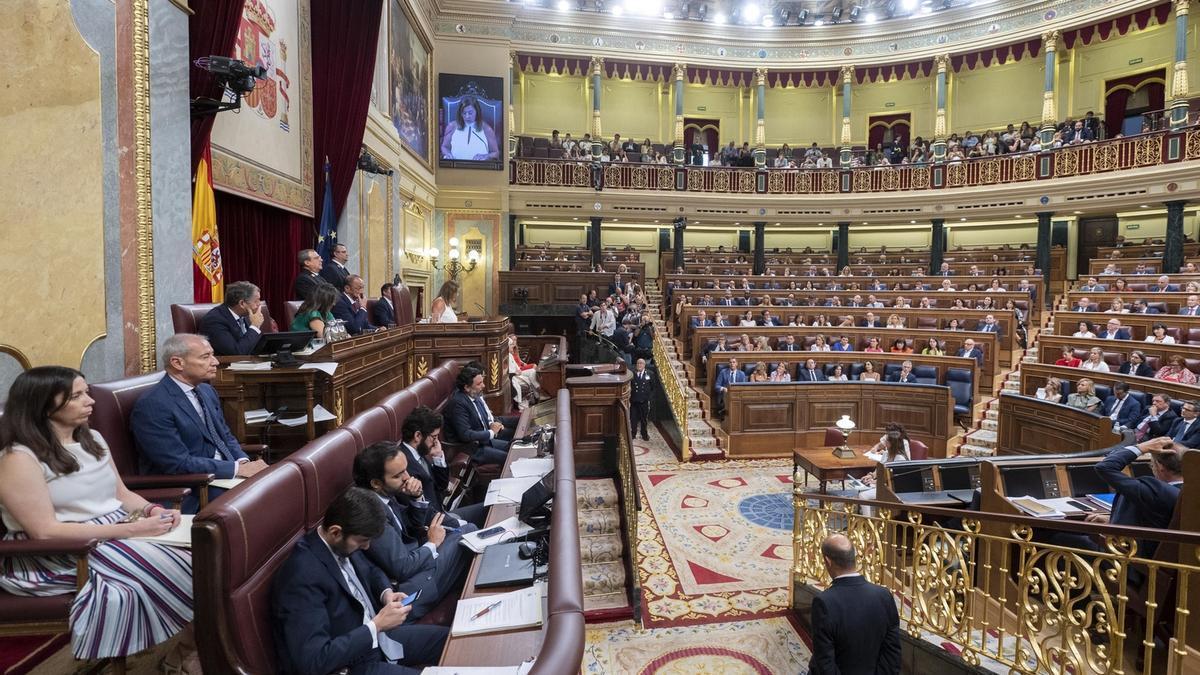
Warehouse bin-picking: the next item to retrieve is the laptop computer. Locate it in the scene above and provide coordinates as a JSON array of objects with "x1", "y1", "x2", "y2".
[{"x1": 474, "y1": 542, "x2": 535, "y2": 589}]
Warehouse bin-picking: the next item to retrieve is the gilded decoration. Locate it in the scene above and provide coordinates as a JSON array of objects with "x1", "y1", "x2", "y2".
[
  {"x1": 1135, "y1": 135, "x2": 1162, "y2": 166},
  {"x1": 544, "y1": 160, "x2": 562, "y2": 185},
  {"x1": 488, "y1": 352, "x2": 499, "y2": 387},
  {"x1": 515, "y1": 160, "x2": 535, "y2": 184},
  {"x1": 945, "y1": 162, "x2": 967, "y2": 187},
  {"x1": 631, "y1": 165, "x2": 648, "y2": 189},
  {"x1": 910, "y1": 166, "x2": 931, "y2": 189},
  {"x1": 1186, "y1": 129, "x2": 1200, "y2": 159},
  {"x1": 819, "y1": 171, "x2": 840, "y2": 193},
  {"x1": 1172, "y1": 60, "x2": 1189, "y2": 100},
  {"x1": 133, "y1": 0, "x2": 157, "y2": 372},
  {"x1": 1094, "y1": 142, "x2": 1119, "y2": 171},
  {"x1": 334, "y1": 389, "x2": 345, "y2": 424},
  {"x1": 979, "y1": 158, "x2": 1000, "y2": 184},
  {"x1": 572, "y1": 162, "x2": 592, "y2": 186},
  {"x1": 794, "y1": 172, "x2": 812, "y2": 194},
  {"x1": 656, "y1": 166, "x2": 675, "y2": 190},
  {"x1": 687, "y1": 168, "x2": 704, "y2": 192},
  {"x1": 880, "y1": 166, "x2": 899, "y2": 191},
  {"x1": 852, "y1": 170, "x2": 872, "y2": 192},
  {"x1": 737, "y1": 170, "x2": 755, "y2": 193},
  {"x1": 603, "y1": 164, "x2": 622, "y2": 187},
  {"x1": 1054, "y1": 147, "x2": 1079, "y2": 176},
  {"x1": 1011, "y1": 153, "x2": 1036, "y2": 181},
  {"x1": 713, "y1": 170, "x2": 729, "y2": 192},
  {"x1": 652, "y1": 334, "x2": 689, "y2": 460},
  {"x1": 415, "y1": 355, "x2": 428, "y2": 378},
  {"x1": 767, "y1": 170, "x2": 785, "y2": 194}
]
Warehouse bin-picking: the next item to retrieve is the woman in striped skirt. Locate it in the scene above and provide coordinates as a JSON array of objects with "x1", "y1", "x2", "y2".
[{"x1": 0, "y1": 367, "x2": 196, "y2": 671}]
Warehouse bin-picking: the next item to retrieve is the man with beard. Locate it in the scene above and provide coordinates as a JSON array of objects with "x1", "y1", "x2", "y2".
[{"x1": 396, "y1": 406, "x2": 488, "y2": 530}]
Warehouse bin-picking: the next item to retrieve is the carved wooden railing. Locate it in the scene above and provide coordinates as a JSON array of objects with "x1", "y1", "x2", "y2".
[{"x1": 511, "y1": 127, "x2": 1200, "y2": 195}]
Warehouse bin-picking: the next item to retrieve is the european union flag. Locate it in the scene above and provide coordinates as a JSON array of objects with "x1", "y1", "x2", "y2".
[{"x1": 316, "y1": 159, "x2": 336, "y2": 261}]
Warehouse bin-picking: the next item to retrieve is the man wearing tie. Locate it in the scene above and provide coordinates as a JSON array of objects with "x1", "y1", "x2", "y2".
[
  {"x1": 1102, "y1": 382, "x2": 1143, "y2": 430},
  {"x1": 271, "y1": 487, "x2": 447, "y2": 675},
  {"x1": 1180, "y1": 295, "x2": 1200, "y2": 316},
  {"x1": 629, "y1": 358, "x2": 656, "y2": 441},
  {"x1": 976, "y1": 314, "x2": 1001, "y2": 337},
  {"x1": 690, "y1": 310, "x2": 713, "y2": 329},
  {"x1": 778, "y1": 334, "x2": 800, "y2": 351},
  {"x1": 1133, "y1": 393, "x2": 1179, "y2": 442},
  {"x1": 372, "y1": 283, "x2": 397, "y2": 327},
  {"x1": 1168, "y1": 400, "x2": 1200, "y2": 448},
  {"x1": 1079, "y1": 438, "x2": 1184, "y2": 558},
  {"x1": 798, "y1": 358, "x2": 827, "y2": 382},
  {"x1": 198, "y1": 281, "x2": 266, "y2": 356},
  {"x1": 1151, "y1": 275, "x2": 1176, "y2": 292},
  {"x1": 294, "y1": 248, "x2": 329, "y2": 301},
  {"x1": 714, "y1": 357, "x2": 746, "y2": 415},
  {"x1": 861, "y1": 312, "x2": 880, "y2": 328},
  {"x1": 888, "y1": 360, "x2": 917, "y2": 383},
  {"x1": 333, "y1": 275, "x2": 377, "y2": 335},
  {"x1": 1079, "y1": 277, "x2": 1106, "y2": 293},
  {"x1": 721, "y1": 289, "x2": 736, "y2": 306},
  {"x1": 444, "y1": 365, "x2": 517, "y2": 465},
  {"x1": 320, "y1": 243, "x2": 352, "y2": 289},
  {"x1": 130, "y1": 334, "x2": 268, "y2": 513},
  {"x1": 939, "y1": 262, "x2": 952, "y2": 276},
  {"x1": 956, "y1": 338, "x2": 984, "y2": 366}
]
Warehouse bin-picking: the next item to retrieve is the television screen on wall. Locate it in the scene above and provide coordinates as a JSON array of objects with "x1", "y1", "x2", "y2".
[{"x1": 437, "y1": 73, "x2": 504, "y2": 170}]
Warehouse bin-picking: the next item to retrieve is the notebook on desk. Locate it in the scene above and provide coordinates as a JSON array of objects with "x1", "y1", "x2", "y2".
[{"x1": 474, "y1": 543, "x2": 535, "y2": 588}]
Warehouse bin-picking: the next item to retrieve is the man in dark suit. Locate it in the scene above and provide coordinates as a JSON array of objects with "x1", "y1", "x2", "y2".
[
  {"x1": 443, "y1": 366, "x2": 516, "y2": 465},
  {"x1": 333, "y1": 275, "x2": 377, "y2": 335},
  {"x1": 860, "y1": 312, "x2": 881, "y2": 328},
  {"x1": 1098, "y1": 318, "x2": 1132, "y2": 340},
  {"x1": 198, "y1": 281, "x2": 266, "y2": 356},
  {"x1": 798, "y1": 359, "x2": 827, "y2": 382},
  {"x1": 271, "y1": 487, "x2": 447, "y2": 675},
  {"x1": 1180, "y1": 295, "x2": 1200, "y2": 316},
  {"x1": 629, "y1": 358, "x2": 655, "y2": 441},
  {"x1": 320, "y1": 243, "x2": 352, "y2": 290},
  {"x1": 353, "y1": 441, "x2": 474, "y2": 621},
  {"x1": 130, "y1": 334, "x2": 268, "y2": 513},
  {"x1": 609, "y1": 273, "x2": 627, "y2": 297},
  {"x1": 1168, "y1": 400, "x2": 1200, "y2": 448},
  {"x1": 1085, "y1": 438, "x2": 1184, "y2": 557},
  {"x1": 976, "y1": 314, "x2": 1002, "y2": 337},
  {"x1": 294, "y1": 248, "x2": 329, "y2": 301},
  {"x1": 1151, "y1": 275, "x2": 1178, "y2": 293},
  {"x1": 689, "y1": 310, "x2": 713, "y2": 329},
  {"x1": 1131, "y1": 299, "x2": 1160, "y2": 314},
  {"x1": 373, "y1": 283, "x2": 397, "y2": 327},
  {"x1": 808, "y1": 534, "x2": 900, "y2": 675},
  {"x1": 1133, "y1": 393, "x2": 1179, "y2": 442},
  {"x1": 888, "y1": 360, "x2": 917, "y2": 383},
  {"x1": 719, "y1": 289, "x2": 737, "y2": 306},
  {"x1": 957, "y1": 338, "x2": 984, "y2": 366},
  {"x1": 714, "y1": 357, "x2": 746, "y2": 414},
  {"x1": 1102, "y1": 382, "x2": 1143, "y2": 429},
  {"x1": 1117, "y1": 351, "x2": 1154, "y2": 377},
  {"x1": 396, "y1": 406, "x2": 487, "y2": 529},
  {"x1": 777, "y1": 334, "x2": 801, "y2": 351},
  {"x1": 1078, "y1": 277, "x2": 1106, "y2": 293}
]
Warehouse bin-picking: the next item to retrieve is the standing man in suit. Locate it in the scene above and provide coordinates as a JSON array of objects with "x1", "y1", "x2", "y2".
[
  {"x1": 1103, "y1": 382, "x2": 1143, "y2": 429},
  {"x1": 373, "y1": 283, "x2": 397, "y2": 327},
  {"x1": 630, "y1": 358, "x2": 656, "y2": 442},
  {"x1": 714, "y1": 357, "x2": 746, "y2": 415},
  {"x1": 443, "y1": 365, "x2": 516, "y2": 465},
  {"x1": 808, "y1": 534, "x2": 900, "y2": 675},
  {"x1": 1098, "y1": 318, "x2": 1132, "y2": 340},
  {"x1": 198, "y1": 280, "x2": 266, "y2": 356},
  {"x1": 321, "y1": 243, "x2": 352, "y2": 289},
  {"x1": 1133, "y1": 393, "x2": 1179, "y2": 441},
  {"x1": 333, "y1": 275, "x2": 377, "y2": 335},
  {"x1": 294, "y1": 248, "x2": 328, "y2": 301},
  {"x1": 798, "y1": 358, "x2": 827, "y2": 382},
  {"x1": 130, "y1": 334, "x2": 268, "y2": 513},
  {"x1": 271, "y1": 487, "x2": 447, "y2": 675},
  {"x1": 353, "y1": 441, "x2": 474, "y2": 621},
  {"x1": 1168, "y1": 400, "x2": 1200, "y2": 447}
]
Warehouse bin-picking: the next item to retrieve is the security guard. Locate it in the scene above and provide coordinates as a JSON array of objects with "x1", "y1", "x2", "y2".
[{"x1": 630, "y1": 357, "x2": 656, "y2": 441}]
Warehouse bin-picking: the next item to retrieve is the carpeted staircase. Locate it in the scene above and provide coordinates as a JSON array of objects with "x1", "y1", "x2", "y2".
[{"x1": 576, "y1": 478, "x2": 632, "y2": 616}]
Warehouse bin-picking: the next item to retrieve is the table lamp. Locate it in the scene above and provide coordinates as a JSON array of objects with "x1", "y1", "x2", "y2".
[{"x1": 833, "y1": 415, "x2": 856, "y2": 459}]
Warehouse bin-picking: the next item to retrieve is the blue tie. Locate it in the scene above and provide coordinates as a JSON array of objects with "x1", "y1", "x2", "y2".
[
  {"x1": 191, "y1": 389, "x2": 230, "y2": 459},
  {"x1": 474, "y1": 397, "x2": 490, "y2": 426}
]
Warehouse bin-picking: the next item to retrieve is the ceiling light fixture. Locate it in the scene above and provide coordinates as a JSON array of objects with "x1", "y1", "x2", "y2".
[
  {"x1": 813, "y1": 17, "x2": 825, "y2": 25},
  {"x1": 831, "y1": 6, "x2": 843, "y2": 21},
  {"x1": 741, "y1": 1, "x2": 761, "y2": 22},
  {"x1": 900, "y1": 0, "x2": 917, "y2": 10},
  {"x1": 611, "y1": 3, "x2": 624, "y2": 14},
  {"x1": 848, "y1": 5, "x2": 861, "y2": 20},
  {"x1": 557, "y1": 0, "x2": 570, "y2": 9},
  {"x1": 864, "y1": 11, "x2": 877, "y2": 21}
]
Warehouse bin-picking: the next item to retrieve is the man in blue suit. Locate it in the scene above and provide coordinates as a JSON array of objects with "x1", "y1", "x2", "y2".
[
  {"x1": 372, "y1": 283, "x2": 397, "y2": 327},
  {"x1": 1168, "y1": 400, "x2": 1200, "y2": 448},
  {"x1": 1102, "y1": 382, "x2": 1143, "y2": 429},
  {"x1": 1074, "y1": 438, "x2": 1184, "y2": 557},
  {"x1": 798, "y1": 359, "x2": 827, "y2": 382},
  {"x1": 271, "y1": 487, "x2": 447, "y2": 675},
  {"x1": 689, "y1": 310, "x2": 713, "y2": 329},
  {"x1": 333, "y1": 275, "x2": 377, "y2": 335},
  {"x1": 353, "y1": 441, "x2": 474, "y2": 621},
  {"x1": 443, "y1": 366, "x2": 516, "y2": 465},
  {"x1": 130, "y1": 334, "x2": 267, "y2": 513},
  {"x1": 976, "y1": 314, "x2": 1002, "y2": 338},
  {"x1": 395, "y1": 406, "x2": 487, "y2": 529},
  {"x1": 1098, "y1": 318, "x2": 1132, "y2": 340},
  {"x1": 888, "y1": 360, "x2": 918, "y2": 383},
  {"x1": 714, "y1": 357, "x2": 746, "y2": 414},
  {"x1": 197, "y1": 281, "x2": 266, "y2": 356}
]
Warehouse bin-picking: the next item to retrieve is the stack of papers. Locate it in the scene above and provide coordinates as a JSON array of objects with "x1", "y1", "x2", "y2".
[
  {"x1": 228, "y1": 361, "x2": 271, "y2": 371},
  {"x1": 244, "y1": 408, "x2": 274, "y2": 424},
  {"x1": 1009, "y1": 496, "x2": 1065, "y2": 519},
  {"x1": 277, "y1": 405, "x2": 337, "y2": 427},
  {"x1": 460, "y1": 516, "x2": 535, "y2": 553},
  {"x1": 509, "y1": 457, "x2": 554, "y2": 479},
  {"x1": 483, "y1": 476, "x2": 542, "y2": 506},
  {"x1": 131, "y1": 515, "x2": 194, "y2": 548},
  {"x1": 299, "y1": 362, "x2": 338, "y2": 376},
  {"x1": 209, "y1": 477, "x2": 246, "y2": 491},
  {"x1": 421, "y1": 661, "x2": 534, "y2": 675},
  {"x1": 450, "y1": 586, "x2": 542, "y2": 637}
]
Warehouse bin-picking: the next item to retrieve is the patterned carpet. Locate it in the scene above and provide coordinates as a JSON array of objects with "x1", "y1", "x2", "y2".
[{"x1": 584, "y1": 617, "x2": 811, "y2": 675}]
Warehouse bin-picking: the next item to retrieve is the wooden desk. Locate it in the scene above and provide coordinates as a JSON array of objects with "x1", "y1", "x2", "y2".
[{"x1": 794, "y1": 446, "x2": 878, "y2": 493}]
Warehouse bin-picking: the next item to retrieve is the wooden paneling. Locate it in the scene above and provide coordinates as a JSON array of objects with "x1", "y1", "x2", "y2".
[
  {"x1": 996, "y1": 394, "x2": 1121, "y2": 455},
  {"x1": 1019, "y1": 362, "x2": 1200, "y2": 405},
  {"x1": 1052, "y1": 312, "x2": 1200, "y2": 342}
]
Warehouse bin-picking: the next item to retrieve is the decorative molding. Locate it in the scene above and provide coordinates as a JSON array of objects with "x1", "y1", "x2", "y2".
[
  {"x1": 0, "y1": 344, "x2": 31, "y2": 371},
  {"x1": 132, "y1": 0, "x2": 156, "y2": 373}
]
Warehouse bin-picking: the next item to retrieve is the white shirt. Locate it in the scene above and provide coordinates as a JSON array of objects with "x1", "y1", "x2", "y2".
[
  {"x1": 1145, "y1": 335, "x2": 1176, "y2": 344},
  {"x1": 316, "y1": 532, "x2": 382, "y2": 650},
  {"x1": 376, "y1": 489, "x2": 437, "y2": 559},
  {"x1": 1082, "y1": 360, "x2": 1110, "y2": 372},
  {"x1": 0, "y1": 431, "x2": 124, "y2": 532}
]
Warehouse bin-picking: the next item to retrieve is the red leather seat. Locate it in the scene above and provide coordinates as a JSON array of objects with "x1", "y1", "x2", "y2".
[
  {"x1": 408, "y1": 379, "x2": 439, "y2": 409},
  {"x1": 340, "y1": 406, "x2": 393, "y2": 450},
  {"x1": 283, "y1": 301, "x2": 303, "y2": 332},
  {"x1": 909, "y1": 439, "x2": 929, "y2": 460},
  {"x1": 824, "y1": 427, "x2": 846, "y2": 447},
  {"x1": 286, "y1": 429, "x2": 359, "y2": 529},
  {"x1": 389, "y1": 283, "x2": 415, "y2": 326},
  {"x1": 172, "y1": 303, "x2": 278, "y2": 335},
  {"x1": 379, "y1": 390, "x2": 420, "y2": 438}
]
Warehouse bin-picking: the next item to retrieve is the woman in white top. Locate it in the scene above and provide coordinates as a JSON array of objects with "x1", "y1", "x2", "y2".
[
  {"x1": 1105, "y1": 298, "x2": 1129, "y2": 313},
  {"x1": 769, "y1": 362, "x2": 792, "y2": 382},
  {"x1": 429, "y1": 280, "x2": 460, "y2": 323},
  {"x1": 827, "y1": 364, "x2": 849, "y2": 381},
  {"x1": 1081, "y1": 346, "x2": 1110, "y2": 372},
  {"x1": 439, "y1": 95, "x2": 499, "y2": 161},
  {"x1": 1072, "y1": 320, "x2": 1097, "y2": 339},
  {"x1": 0, "y1": 368, "x2": 195, "y2": 668},
  {"x1": 1145, "y1": 322, "x2": 1176, "y2": 344},
  {"x1": 859, "y1": 423, "x2": 912, "y2": 500},
  {"x1": 809, "y1": 335, "x2": 831, "y2": 352},
  {"x1": 739, "y1": 311, "x2": 757, "y2": 327}
]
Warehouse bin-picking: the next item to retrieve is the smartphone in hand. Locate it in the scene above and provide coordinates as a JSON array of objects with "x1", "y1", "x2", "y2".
[{"x1": 400, "y1": 589, "x2": 422, "y2": 607}]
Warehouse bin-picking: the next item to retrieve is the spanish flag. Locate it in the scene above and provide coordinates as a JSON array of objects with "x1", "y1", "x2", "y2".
[{"x1": 192, "y1": 143, "x2": 224, "y2": 303}]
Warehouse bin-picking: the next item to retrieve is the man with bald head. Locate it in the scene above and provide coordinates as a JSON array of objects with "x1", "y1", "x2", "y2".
[
  {"x1": 808, "y1": 533, "x2": 900, "y2": 675},
  {"x1": 130, "y1": 333, "x2": 268, "y2": 512}
]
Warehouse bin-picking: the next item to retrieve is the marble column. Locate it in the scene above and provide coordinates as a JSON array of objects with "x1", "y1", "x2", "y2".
[
  {"x1": 1039, "y1": 31, "x2": 1060, "y2": 144},
  {"x1": 930, "y1": 219, "x2": 945, "y2": 274},
  {"x1": 672, "y1": 217, "x2": 687, "y2": 270},
  {"x1": 673, "y1": 63, "x2": 686, "y2": 164},
  {"x1": 1036, "y1": 212, "x2": 1053, "y2": 299},
  {"x1": 754, "y1": 68, "x2": 767, "y2": 168},
  {"x1": 1170, "y1": 0, "x2": 1191, "y2": 128},
  {"x1": 590, "y1": 216, "x2": 602, "y2": 268},
  {"x1": 590, "y1": 56, "x2": 604, "y2": 157},
  {"x1": 839, "y1": 65, "x2": 854, "y2": 167},
  {"x1": 932, "y1": 55, "x2": 949, "y2": 162},
  {"x1": 507, "y1": 214, "x2": 517, "y2": 269},
  {"x1": 1164, "y1": 201, "x2": 1188, "y2": 272},
  {"x1": 837, "y1": 222, "x2": 850, "y2": 272},
  {"x1": 753, "y1": 222, "x2": 766, "y2": 275},
  {"x1": 508, "y1": 51, "x2": 518, "y2": 157}
]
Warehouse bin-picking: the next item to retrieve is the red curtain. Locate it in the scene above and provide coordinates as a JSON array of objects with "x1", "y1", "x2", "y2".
[
  {"x1": 188, "y1": 0, "x2": 246, "y2": 172},
  {"x1": 683, "y1": 119, "x2": 720, "y2": 162},
  {"x1": 310, "y1": 0, "x2": 384, "y2": 218},
  {"x1": 868, "y1": 113, "x2": 912, "y2": 150},
  {"x1": 1104, "y1": 69, "x2": 1167, "y2": 137},
  {"x1": 215, "y1": 192, "x2": 308, "y2": 324}
]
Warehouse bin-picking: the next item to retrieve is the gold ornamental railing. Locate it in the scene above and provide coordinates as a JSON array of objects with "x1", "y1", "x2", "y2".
[
  {"x1": 651, "y1": 329, "x2": 691, "y2": 462},
  {"x1": 793, "y1": 483, "x2": 1200, "y2": 675}
]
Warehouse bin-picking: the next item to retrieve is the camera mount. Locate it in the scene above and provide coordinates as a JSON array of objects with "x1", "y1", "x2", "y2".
[{"x1": 191, "y1": 56, "x2": 268, "y2": 118}]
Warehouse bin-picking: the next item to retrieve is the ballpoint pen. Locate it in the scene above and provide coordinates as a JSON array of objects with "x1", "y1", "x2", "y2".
[{"x1": 469, "y1": 599, "x2": 502, "y2": 621}]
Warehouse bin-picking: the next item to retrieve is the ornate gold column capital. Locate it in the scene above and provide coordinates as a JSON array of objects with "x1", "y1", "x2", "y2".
[
  {"x1": 1176, "y1": 0, "x2": 1190, "y2": 16},
  {"x1": 839, "y1": 64, "x2": 855, "y2": 85},
  {"x1": 755, "y1": 67, "x2": 767, "y2": 87},
  {"x1": 590, "y1": 56, "x2": 605, "y2": 76},
  {"x1": 673, "y1": 62, "x2": 686, "y2": 82},
  {"x1": 509, "y1": 50, "x2": 518, "y2": 64},
  {"x1": 934, "y1": 54, "x2": 950, "y2": 73},
  {"x1": 1041, "y1": 30, "x2": 1059, "y2": 53},
  {"x1": 1041, "y1": 90, "x2": 1057, "y2": 126}
]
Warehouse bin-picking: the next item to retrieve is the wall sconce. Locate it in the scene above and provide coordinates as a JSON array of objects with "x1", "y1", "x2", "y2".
[{"x1": 430, "y1": 237, "x2": 479, "y2": 279}]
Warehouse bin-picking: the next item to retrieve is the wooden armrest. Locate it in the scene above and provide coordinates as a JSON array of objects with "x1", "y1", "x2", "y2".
[
  {"x1": 243, "y1": 444, "x2": 269, "y2": 460},
  {"x1": 133, "y1": 487, "x2": 192, "y2": 509},
  {"x1": 0, "y1": 537, "x2": 100, "y2": 557},
  {"x1": 123, "y1": 473, "x2": 215, "y2": 489}
]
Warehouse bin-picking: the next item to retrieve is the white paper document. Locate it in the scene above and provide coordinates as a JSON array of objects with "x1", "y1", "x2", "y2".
[
  {"x1": 508, "y1": 457, "x2": 554, "y2": 479},
  {"x1": 277, "y1": 405, "x2": 337, "y2": 427},
  {"x1": 130, "y1": 515, "x2": 194, "y2": 548},
  {"x1": 227, "y1": 361, "x2": 271, "y2": 371},
  {"x1": 460, "y1": 516, "x2": 535, "y2": 553},
  {"x1": 450, "y1": 586, "x2": 543, "y2": 637},
  {"x1": 483, "y1": 476, "x2": 542, "y2": 506},
  {"x1": 209, "y1": 477, "x2": 246, "y2": 491},
  {"x1": 299, "y1": 362, "x2": 338, "y2": 376},
  {"x1": 421, "y1": 662, "x2": 534, "y2": 675},
  {"x1": 244, "y1": 408, "x2": 273, "y2": 424}
]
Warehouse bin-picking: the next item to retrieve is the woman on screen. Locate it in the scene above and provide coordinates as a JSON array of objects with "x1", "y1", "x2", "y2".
[{"x1": 440, "y1": 95, "x2": 499, "y2": 161}]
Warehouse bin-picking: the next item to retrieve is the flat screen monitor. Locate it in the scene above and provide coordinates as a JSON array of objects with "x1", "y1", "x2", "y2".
[
  {"x1": 438, "y1": 73, "x2": 504, "y2": 170},
  {"x1": 939, "y1": 464, "x2": 979, "y2": 491},
  {"x1": 890, "y1": 466, "x2": 932, "y2": 494},
  {"x1": 1066, "y1": 464, "x2": 1111, "y2": 497},
  {"x1": 1000, "y1": 466, "x2": 1047, "y2": 499},
  {"x1": 252, "y1": 330, "x2": 315, "y2": 356},
  {"x1": 518, "y1": 470, "x2": 555, "y2": 525}
]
